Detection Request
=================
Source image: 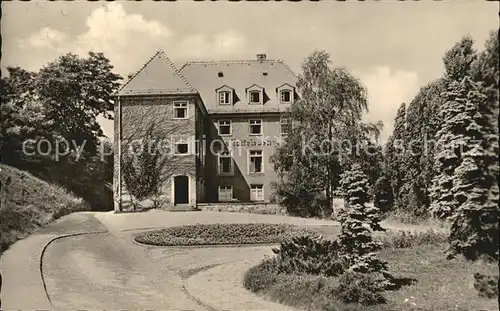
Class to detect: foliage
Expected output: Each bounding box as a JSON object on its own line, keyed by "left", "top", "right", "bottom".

{"left": 243, "top": 257, "right": 280, "bottom": 293}
{"left": 0, "top": 165, "right": 88, "bottom": 254}
{"left": 401, "top": 79, "right": 446, "bottom": 217}
{"left": 122, "top": 125, "right": 167, "bottom": 209}
{"left": 134, "top": 223, "right": 315, "bottom": 246}
{"left": 441, "top": 78, "right": 499, "bottom": 260}
{"left": 271, "top": 50, "right": 382, "bottom": 218}
{"left": 332, "top": 271, "right": 387, "bottom": 305}
{"left": 378, "top": 230, "right": 448, "bottom": 249}
{"left": 272, "top": 235, "right": 344, "bottom": 276}
{"left": 0, "top": 52, "right": 121, "bottom": 211}
{"left": 337, "top": 164, "right": 393, "bottom": 287}
{"left": 245, "top": 242, "right": 498, "bottom": 311}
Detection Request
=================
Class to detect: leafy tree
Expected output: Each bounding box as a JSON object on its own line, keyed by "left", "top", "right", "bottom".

{"left": 122, "top": 126, "right": 168, "bottom": 210}
{"left": 1, "top": 53, "right": 122, "bottom": 211}
{"left": 272, "top": 51, "right": 374, "bottom": 217}
{"left": 337, "top": 164, "right": 392, "bottom": 286}
{"left": 36, "top": 52, "right": 122, "bottom": 155}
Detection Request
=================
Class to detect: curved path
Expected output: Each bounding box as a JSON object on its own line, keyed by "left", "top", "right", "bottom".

{"left": 0, "top": 210, "right": 440, "bottom": 310}
{"left": 1, "top": 211, "right": 338, "bottom": 310}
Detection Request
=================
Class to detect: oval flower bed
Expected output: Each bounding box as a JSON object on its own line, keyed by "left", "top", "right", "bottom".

{"left": 134, "top": 223, "right": 316, "bottom": 246}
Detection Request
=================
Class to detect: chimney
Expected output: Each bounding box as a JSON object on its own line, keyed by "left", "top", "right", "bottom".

{"left": 257, "top": 54, "right": 267, "bottom": 62}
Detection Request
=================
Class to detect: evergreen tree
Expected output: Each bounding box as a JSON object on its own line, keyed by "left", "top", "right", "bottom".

{"left": 384, "top": 103, "right": 407, "bottom": 212}
{"left": 403, "top": 79, "right": 446, "bottom": 217}
{"left": 338, "top": 164, "right": 392, "bottom": 286}
{"left": 447, "top": 78, "right": 499, "bottom": 260}
{"left": 430, "top": 36, "right": 478, "bottom": 220}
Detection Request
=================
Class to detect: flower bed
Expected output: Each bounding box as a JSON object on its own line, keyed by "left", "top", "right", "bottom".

{"left": 134, "top": 223, "right": 316, "bottom": 246}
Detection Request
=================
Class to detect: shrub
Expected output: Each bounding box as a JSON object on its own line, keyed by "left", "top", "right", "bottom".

{"left": 272, "top": 235, "right": 344, "bottom": 276}
{"left": 378, "top": 230, "right": 448, "bottom": 249}
{"left": 331, "top": 271, "right": 387, "bottom": 305}
{"left": 243, "top": 257, "right": 280, "bottom": 293}
{"left": 135, "top": 223, "right": 315, "bottom": 246}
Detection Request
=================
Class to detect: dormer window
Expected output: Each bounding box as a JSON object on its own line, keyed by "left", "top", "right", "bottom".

{"left": 246, "top": 84, "right": 264, "bottom": 105}
{"left": 219, "top": 91, "right": 231, "bottom": 105}
{"left": 216, "top": 85, "right": 234, "bottom": 106}
{"left": 280, "top": 90, "right": 292, "bottom": 103}
{"left": 249, "top": 91, "right": 261, "bottom": 104}
{"left": 277, "top": 83, "right": 295, "bottom": 104}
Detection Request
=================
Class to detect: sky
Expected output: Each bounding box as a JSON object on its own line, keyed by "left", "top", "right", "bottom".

{"left": 2, "top": 1, "right": 498, "bottom": 142}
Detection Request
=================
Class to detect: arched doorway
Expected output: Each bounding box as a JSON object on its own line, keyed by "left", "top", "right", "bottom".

{"left": 174, "top": 175, "right": 189, "bottom": 205}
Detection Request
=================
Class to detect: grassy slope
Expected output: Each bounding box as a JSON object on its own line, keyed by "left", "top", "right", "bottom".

{"left": 244, "top": 231, "right": 499, "bottom": 311}
{"left": 0, "top": 164, "right": 88, "bottom": 255}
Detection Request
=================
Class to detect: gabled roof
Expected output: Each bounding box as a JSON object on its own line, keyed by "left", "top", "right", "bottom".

{"left": 215, "top": 85, "right": 234, "bottom": 91}
{"left": 117, "top": 50, "right": 197, "bottom": 96}
{"left": 179, "top": 59, "right": 298, "bottom": 113}
{"left": 276, "top": 83, "right": 295, "bottom": 91}
{"left": 245, "top": 84, "right": 264, "bottom": 92}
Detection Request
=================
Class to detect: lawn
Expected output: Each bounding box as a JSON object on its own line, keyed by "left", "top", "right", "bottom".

{"left": 244, "top": 237, "right": 499, "bottom": 311}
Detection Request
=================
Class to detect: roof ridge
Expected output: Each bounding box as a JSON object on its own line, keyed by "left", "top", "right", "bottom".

{"left": 158, "top": 50, "right": 196, "bottom": 92}
{"left": 181, "top": 59, "right": 282, "bottom": 66}
{"left": 277, "top": 59, "right": 298, "bottom": 78}
{"left": 117, "top": 50, "right": 162, "bottom": 94}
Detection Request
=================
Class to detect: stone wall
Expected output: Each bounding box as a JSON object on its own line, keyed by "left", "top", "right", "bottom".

{"left": 197, "top": 203, "right": 287, "bottom": 215}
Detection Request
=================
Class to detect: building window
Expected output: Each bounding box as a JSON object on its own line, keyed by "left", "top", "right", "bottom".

{"left": 250, "top": 184, "right": 264, "bottom": 201}
{"left": 249, "top": 119, "right": 262, "bottom": 135}
{"left": 249, "top": 91, "right": 262, "bottom": 104}
{"left": 218, "top": 185, "right": 233, "bottom": 202}
{"left": 249, "top": 150, "right": 263, "bottom": 174}
{"left": 280, "top": 90, "right": 292, "bottom": 103}
{"left": 218, "top": 120, "right": 232, "bottom": 136}
{"left": 218, "top": 151, "right": 234, "bottom": 175}
{"left": 174, "top": 142, "right": 189, "bottom": 155}
{"left": 280, "top": 117, "right": 291, "bottom": 137}
{"left": 219, "top": 91, "right": 232, "bottom": 105}
{"left": 173, "top": 101, "right": 188, "bottom": 119}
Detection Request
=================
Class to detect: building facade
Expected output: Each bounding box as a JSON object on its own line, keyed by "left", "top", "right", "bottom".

{"left": 113, "top": 51, "right": 298, "bottom": 211}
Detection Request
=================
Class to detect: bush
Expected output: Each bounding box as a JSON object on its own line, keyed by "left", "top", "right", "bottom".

{"left": 135, "top": 223, "right": 315, "bottom": 246}
{"left": 272, "top": 235, "right": 344, "bottom": 276}
{"left": 378, "top": 230, "right": 448, "bottom": 249}
{"left": 243, "top": 257, "right": 280, "bottom": 292}
{"left": 331, "top": 271, "right": 387, "bottom": 305}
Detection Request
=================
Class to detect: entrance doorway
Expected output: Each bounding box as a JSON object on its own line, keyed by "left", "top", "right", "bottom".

{"left": 174, "top": 175, "right": 189, "bottom": 205}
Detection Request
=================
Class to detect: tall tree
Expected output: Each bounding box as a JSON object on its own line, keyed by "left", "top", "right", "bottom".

{"left": 403, "top": 79, "right": 446, "bottom": 216}
{"left": 384, "top": 103, "right": 407, "bottom": 211}
{"left": 447, "top": 78, "right": 499, "bottom": 261}
{"left": 271, "top": 51, "right": 373, "bottom": 217}
{"left": 36, "top": 52, "right": 122, "bottom": 155}
{"left": 447, "top": 31, "right": 499, "bottom": 260}
{"left": 430, "top": 36, "right": 478, "bottom": 219}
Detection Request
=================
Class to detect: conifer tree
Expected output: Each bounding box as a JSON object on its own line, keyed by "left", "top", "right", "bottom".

{"left": 338, "top": 164, "right": 392, "bottom": 285}
{"left": 430, "top": 36, "right": 478, "bottom": 220}
{"left": 447, "top": 78, "right": 499, "bottom": 260}
{"left": 384, "top": 103, "right": 407, "bottom": 212}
